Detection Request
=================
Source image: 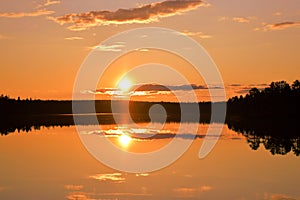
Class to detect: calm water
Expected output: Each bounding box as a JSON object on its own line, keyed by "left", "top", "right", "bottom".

{"left": 0, "top": 123, "right": 299, "bottom": 200}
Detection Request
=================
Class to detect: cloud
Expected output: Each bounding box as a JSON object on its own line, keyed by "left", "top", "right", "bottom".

{"left": 173, "top": 186, "right": 213, "bottom": 198}
{"left": 228, "top": 84, "right": 242, "bottom": 87}
{"left": 233, "top": 17, "right": 250, "bottom": 23}
{"left": 36, "top": 0, "right": 61, "bottom": 9}
{"left": 173, "top": 187, "right": 197, "bottom": 198}
{"left": 65, "top": 185, "right": 83, "bottom": 191}
{"left": 219, "top": 16, "right": 254, "bottom": 23}
{"left": 135, "top": 173, "right": 149, "bottom": 177}
{"left": 260, "top": 21, "right": 300, "bottom": 31}
{"left": 66, "top": 193, "right": 93, "bottom": 200}
{"left": 82, "top": 83, "right": 219, "bottom": 97}
{"left": 218, "top": 16, "right": 229, "bottom": 21}
{"left": 97, "top": 192, "right": 152, "bottom": 197}
{"left": 0, "top": 9, "right": 54, "bottom": 18}
{"left": 273, "top": 12, "right": 283, "bottom": 16}
{"left": 44, "top": 0, "right": 61, "bottom": 7}
{"left": 263, "top": 193, "right": 298, "bottom": 200}
{"left": 64, "top": 36, "right": 84, "bottom": 40}
{"left": 89, "top": 173, "right": 125, "bottom": 183}
{"left": 199, "top": 185, "right": 213, "bottom": 192}
{"left": 181, "top": 30, "right": 212, "bottom": 39}
{"left": 51, "top": 0, "right": 204, "bottom": 31}
{"left": 87, "top": 43, "right": 125, "bottom": 52}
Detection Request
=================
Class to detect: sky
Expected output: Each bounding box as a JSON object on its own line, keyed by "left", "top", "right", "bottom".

{"left": 0, "top": 0, "right": 300, "bottom": 100}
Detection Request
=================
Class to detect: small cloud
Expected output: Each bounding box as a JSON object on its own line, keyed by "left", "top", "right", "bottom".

{"left": 173, "top": 187, "right": 197, "bottom": 198}
{"left": 219, "top": 16, "right": 254, "bottom": 23}
{"left": 263, "top": 193, "right": 298, "bottom": 200}
{"left": 66, "top": 193, "right": 92, "bottom": 200}
{"left": 199, "top": 185, "right": 213, "bottom": 192}
{"left": 65, "top": 185, "right": 83, "bottom": 191}
{"left": 51, "top": 0, "right": 204, "bottom": 31}
{"left": 257, "top": 21, "right": 300, "bottom": 31}
{"left": 0, "top": 9, "right": 54, "bottom": 18}
{"left": 89, "top": 173, "right": 125, "bottom": 183}
{"left": 87, "top": 43, "right": 124, "bottom": 52}
{"left": 97, "top": 192, "right": 152, "bottom": 197}
{"left": 135, "top": 173, "right": 149, "bottom": 177}
{"left": 218, "top": 16, "right": 229, "bottom": 21}
{"left": 273, "top": 12, "right": 283, "bottom": 16}
{"left": 64, "top": 36, "right": 84, "bottom": 40}
{"left": 135, "top": 48, "right": 150, "bottom": 52}
{"left": 181, "top": 30, "right": 212, "bottom": 39}
{"left": 36, "top": 0, "right": 61, "bottom": 9}
{"left": 233, "top": 17, "right": 250, "bottom": 23}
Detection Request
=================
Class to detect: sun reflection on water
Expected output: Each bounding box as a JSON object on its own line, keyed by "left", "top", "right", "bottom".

{"left": 118, "top": 134, "right": 132, "bottom": 147}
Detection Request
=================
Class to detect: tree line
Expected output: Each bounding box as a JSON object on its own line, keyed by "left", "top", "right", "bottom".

{"left": 227, "top": 80, "right": 300, "bottom": 118}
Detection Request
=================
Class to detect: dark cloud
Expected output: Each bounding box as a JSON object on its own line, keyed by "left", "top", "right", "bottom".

{"left": 261, "top": 21, "right": 300, "bottom": 31}
{"left": 132, "top": 84, "right": 207, "bottom": 91}
{"left": 51, "top": 0, "right": 203, "bottom": 31}
{"left": 228, "top": 84, "right": 242, "bottom": 87}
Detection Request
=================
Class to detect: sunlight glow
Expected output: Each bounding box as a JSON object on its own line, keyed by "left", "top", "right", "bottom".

{"left": 119, "top": 134, "right": 132, "bottom": 147}
{"left": 117, "top": 78, "right": 132, "bottom": 92}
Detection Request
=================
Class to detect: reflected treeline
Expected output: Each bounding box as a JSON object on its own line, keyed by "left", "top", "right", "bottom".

{"left": 227, "top": 118, "right": 300, "bottom": 156}
{"left": 1, "top": 113, "right": 300, "bottom": 156}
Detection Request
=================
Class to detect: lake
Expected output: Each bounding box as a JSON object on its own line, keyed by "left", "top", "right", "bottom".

{"left": 0, "top": 122, "right": 299, "bottom": 200}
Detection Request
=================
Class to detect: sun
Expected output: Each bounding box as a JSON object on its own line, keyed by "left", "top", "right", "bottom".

{"left": 117, "top": 78, "right": 132, "bottom": 92}
{"left": 119, "top": 134, "right": 132, "bottom": 147}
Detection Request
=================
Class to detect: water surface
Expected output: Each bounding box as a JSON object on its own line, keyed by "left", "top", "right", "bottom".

{"left": 0, "top": 123, "right": 299, "bottom": 200}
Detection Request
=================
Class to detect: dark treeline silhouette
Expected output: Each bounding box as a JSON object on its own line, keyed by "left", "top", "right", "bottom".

{"left": 227, "top": 80, "right": 300, "bottom": 118}
{"left": 225, "top": 80, "right": 300, "bottom": 156}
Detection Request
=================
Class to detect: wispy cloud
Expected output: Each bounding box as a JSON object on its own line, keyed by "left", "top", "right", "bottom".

{"left": 219, "top": 16, "right": 254, "bottom": 23}
{"left": 173, "top": 185, "right": 213, "bottom": 198}
{"left": 181, "top": 30, "right": 212, "bottom": 39}
{"left": 259, "top": 21, "right": 300, "bottom": 31}
{"left": 0, "top": 9, "right": 54, "bottom": 18}
{"left": 50, "top": 0, "right": 204, "bottom": 31}
{"left": 35, "top": 0, "right": 61, "bottom": 9}
{"left": 44, "top": 0, "right": 61, "bottom": 7}
{"left": 64, "top": 36, "right": 84, "bottom": 40}
{"left": 233, "top": 17, "right": 250, "bottom": 23}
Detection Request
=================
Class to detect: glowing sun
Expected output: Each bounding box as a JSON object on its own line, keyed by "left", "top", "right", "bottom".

{"left": 117, "top": 78, "right": 132, "bottom": 92}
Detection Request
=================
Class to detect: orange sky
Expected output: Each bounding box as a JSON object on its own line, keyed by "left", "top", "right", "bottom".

{"left": 0, "top": 0, "right": 299, "bottom": 100}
